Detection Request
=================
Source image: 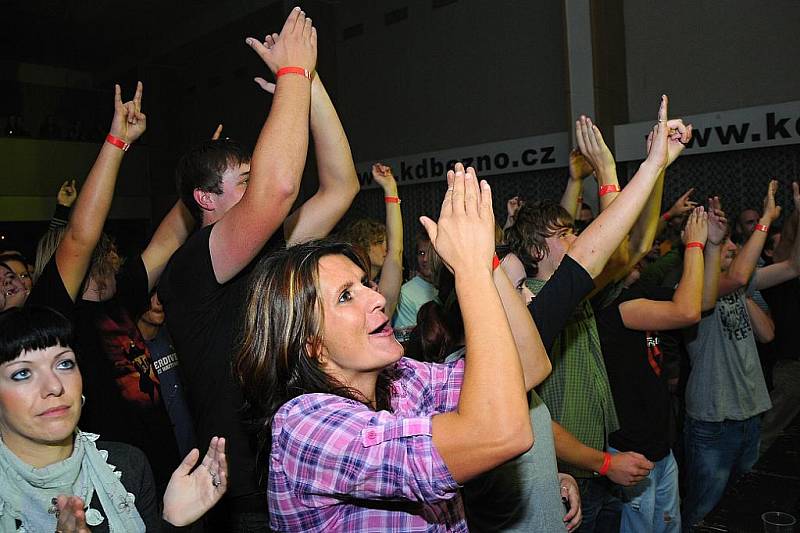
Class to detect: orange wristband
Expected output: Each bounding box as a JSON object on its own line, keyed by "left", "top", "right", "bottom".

{"left": 686, "top": 241, "right": 705, "bottom": 251}
{"left": 384, "top": 196, "right": 400, "bottom": 204}
{"left": 755, "top": 223, "right": 769, "bottom": 233}
{"left": 276, "top": 66, "right": 312, "bottom": 80}
{"left": 598, "top": 452, "right": 612, "bottom": 476}
{"left": 599, "top": 184, "right": 620, "bottom": 197}
{"left": 105, "top": 133, "right": 129, "bottom": 152}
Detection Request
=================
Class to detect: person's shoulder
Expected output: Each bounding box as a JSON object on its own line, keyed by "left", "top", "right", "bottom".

{"left": 96, "top": 440, "right": 147, "bottom": 462}
{"left": 94, "top": 440, "right": 149, "bottom": 481}
{"left": 275, "top": 393, "right": 367, "bottom": 425}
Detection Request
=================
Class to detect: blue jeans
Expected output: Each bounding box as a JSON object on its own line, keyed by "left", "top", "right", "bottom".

{"left": 609, "top": 448, "right": 680, "bottom": 533}
{"left": 681, "top": 416, "right": 760, "bottom": 530}
{"left": 575, "top": 476, "right": 622, "bottom": 533}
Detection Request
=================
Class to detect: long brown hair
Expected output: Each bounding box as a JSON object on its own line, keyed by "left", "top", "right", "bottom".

{"left": 235, "top": 240, "right": 397, "bottom": 484}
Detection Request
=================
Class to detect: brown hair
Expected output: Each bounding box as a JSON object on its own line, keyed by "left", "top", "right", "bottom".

{"left": 505, "top": 201, "right": 574, "bottom": 276}
{"left": 235, "top": 239, "right": 397, "bottom": 484}
{"left": 338, "top": 219, "right": 386, "bottom": 253}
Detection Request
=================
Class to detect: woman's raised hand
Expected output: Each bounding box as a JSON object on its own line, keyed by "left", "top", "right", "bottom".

{"left": 419, "top": 163, "right": 495, "bottom": 276}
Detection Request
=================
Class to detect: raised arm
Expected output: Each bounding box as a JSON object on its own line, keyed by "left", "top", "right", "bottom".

{"left": 284, "top": 75, "right": 359, "bottom": 243}
{"left": 209, "top": 8, "right": 316, "bottom": 283}
{"left": 618, "top": 207, "right": 707, "bottom": 331}
{"left": 505, "top": 196, "right": 524, "bottom": 230}
{"left": 700, "top": 197, "right": 726, "bottom": 310}
{"left": 567, "top": 96, "right": 673, "bottom": 279}
{"left": 141, "top": 201, "right": 195, "bottom": 291}
{"left": 254, "top": 33, "right": 359, "bottom": 245}
{"left": 575, "top": 116, "right": 619, "bottom": 213}
{"left": 627, "top": 123, "right": 693, "bottom": 264}
{"left": 422, "top": 164, "right": 533, "bottom": 484}
{"left": 493, "top": 263, "right": 551, "bottom": 389}
{"left": 371, "top": 164, "right": 403, "bottom": 317}
{"left": 719, "top": 180, "right": 781, "bottom": 295}
{"left": 753, "top": 182, "right": 800, "bottom": 290}
{"left": 559, "top": 149, "right": 593, "bottom": 219}
{"left": 56, "top": 82, "right": 146, "bottom": 300}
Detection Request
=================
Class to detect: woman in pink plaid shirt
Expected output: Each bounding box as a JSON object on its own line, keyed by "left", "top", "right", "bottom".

{"left": 236, "top": 164, "right": 551, "bottom": 531}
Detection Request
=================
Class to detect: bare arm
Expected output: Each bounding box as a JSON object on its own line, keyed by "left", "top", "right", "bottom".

{"left": 424, "top": 165, "right": 533, "bottom": 484}
{"left": 551, "top": 421, "right": 653, "bottom": 486}
{"left": 754, "top": 198, "right": 800, "bottom": 290}
{"left": 493, "top": 262, "right": 551, "bottom": 389}
{"left": 141, "top": 201, "right": 195, "bottom": 291}
{"left": 210, "top": 9, "right": 316, "bottom": 283}
{"left": 699, "top": 198, "right": 728, "bottom": 311}
{"left": 373, "top": 164, "right": 403, "bottom": 317}
{"left": 719, "top": 179, "right": 782, "bottom": 295}
{"left": 253, "top": 34, "right": 359, "bottom": 245}
{"left": 56, "top": 83, "right": 146, "bottom": 301}
{"left": 283, "top": 75, "right": 359, "bottom": 244}
{"left": 505, "top": 196, "right": 524, "bottom": 230}
{"left": 619, "top": 207, "right": 707, "bottom": 331}
{"left": 746, "top": 297, "right": 775, "bottom": 343}
{"left": 567, "top": 96, "right": 674, "bottom": 279}
{"left": 560, "top": 149, "right": 593, "bottom": 218}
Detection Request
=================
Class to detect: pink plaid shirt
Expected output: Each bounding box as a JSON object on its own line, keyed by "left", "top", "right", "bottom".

{"left": 269, "top": 357, "right": 467, "bottom": 532}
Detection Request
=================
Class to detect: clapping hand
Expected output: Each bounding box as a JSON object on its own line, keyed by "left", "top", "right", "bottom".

{"left": 246, "top": 7, "right": 316, "bottom": 81}
{"left": 162, "top": 436, "right": 228, "bottom": 527}
{"left": 575, "top": 116, "right": 615, "bottom": 175}
{"left": 706, "top": 196, "right": 728, "bottom": 245}
{"left": 419, "top": 163, "right": 495, "bottom": 276}
{"left": 109, "top": 82, "right": 146, "bottom": 144}
{"left": 762, "top": 179, "right": 782, "bottom": 224}
{"left": 683, "top": 206, "right": 709, "bottom": 246}
{"left": 568, "top": 149, "right": 594, "bottom": 181}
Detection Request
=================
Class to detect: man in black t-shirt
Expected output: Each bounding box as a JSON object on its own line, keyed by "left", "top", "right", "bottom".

{"left": 159, "top": 13, "right": 358, "bottom": 529}
{"left": 593, "top": 206, "right": 723, "bottom": 532}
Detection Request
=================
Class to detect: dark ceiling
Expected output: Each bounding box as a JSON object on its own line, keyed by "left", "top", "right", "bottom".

{"left": 0, "top": 0, "right": 312, "bottom": 74}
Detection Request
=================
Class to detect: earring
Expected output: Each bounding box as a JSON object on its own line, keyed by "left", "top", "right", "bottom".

{"left": 81, "top": 395, "right": 86, "bottom": 406}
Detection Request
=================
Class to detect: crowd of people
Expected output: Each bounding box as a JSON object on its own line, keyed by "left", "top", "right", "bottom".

{"left": 1, "top": 7, "right": 798, "bottom": 532}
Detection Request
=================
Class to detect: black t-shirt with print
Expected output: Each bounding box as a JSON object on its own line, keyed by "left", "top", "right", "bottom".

{"left": 594, "top": 284, "right": 676, "bottom": 462}
{"left": 28, "top": 255, "right": 179, "bottom": 490}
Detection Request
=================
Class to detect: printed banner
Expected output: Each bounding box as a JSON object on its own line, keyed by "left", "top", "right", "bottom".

{"left": 356, "top": 131, "right": 570, "bottom": 189}
{"left": 614, "top": 100, "right": 800, "bottom": 162}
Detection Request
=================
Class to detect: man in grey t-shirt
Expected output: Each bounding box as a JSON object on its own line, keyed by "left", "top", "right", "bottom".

{"left": 682, "top": 180, "right": 800, "bottom": 529}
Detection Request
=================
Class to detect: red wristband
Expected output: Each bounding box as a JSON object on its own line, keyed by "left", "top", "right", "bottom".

{"left": 755, "top": 223, "right": 769, "bottom": 233}
{"left": 599, "top": 184, "right": 620, "bottom": 197}
{"left": 686, "top": 241, "right": 705, "bottom": 251}
{"left": 105, "top": 133, "right": 129, "bottom": 152}
{"left": 598, "top": 452, "right": 612, "bottom": 476}
{"left": 384, "top": 196, "right": 400, "bottom": 204}
{"left": 276, "top": 66, "right": 312, "bottom": 80}
{"left": 662, "top": 212, "right": 671, "bottom": 222}
{"left": 492, "top": 254, "right": 501, "bottom": 271}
